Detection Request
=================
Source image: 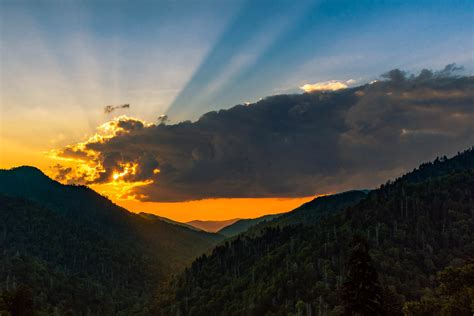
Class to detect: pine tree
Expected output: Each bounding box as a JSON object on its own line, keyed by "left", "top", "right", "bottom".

{"left": 341, "top": 235, "right": 384, "bottom": 315}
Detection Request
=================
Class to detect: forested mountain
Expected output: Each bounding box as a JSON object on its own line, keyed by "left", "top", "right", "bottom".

{"left": 0, "top": 194, "right": 160, "bottom": 315}
{"left": 157, "top": 148, "right": 474, "bottom": 315}
{"left": 0, "top": 167, "right": 223, "bottom": 315}
{"left": 218, "top": 214, "right": 281, "bottom": 237}
{"left": 1, "top": 150, "right": 473, "bottom": 315}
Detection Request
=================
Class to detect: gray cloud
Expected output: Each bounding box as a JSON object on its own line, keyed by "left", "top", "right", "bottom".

{"left": 104, "top": 103, "right": 130, "bottom": 114}
{"left": 58, "top": 66, "right": 474, "bottom": 201}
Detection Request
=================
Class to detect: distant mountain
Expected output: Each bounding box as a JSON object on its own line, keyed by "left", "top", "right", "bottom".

{"left": 218, "top": 214, "right": 282, "bottom": 237}
{"left": 138, "top": 212, "right": 201, "bottom": 231}
{"left": 186, "top": 218, "right": 240, "bottom": 232}
{"left": 218, "top": 214, "right": 281, "bottom": 237}
{"left": 0, "top": 166, "right": 224, "bottom": 315}
{"left": 158, "top": 147, "right": 474, "bottom": 315}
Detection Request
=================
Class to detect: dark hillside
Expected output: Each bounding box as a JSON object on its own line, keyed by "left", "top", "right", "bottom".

{"left": 0, "top": 167, "right": 223, "bottom": 314}
{"left": 158, "top": 148, "right": 474, "bottom": 315}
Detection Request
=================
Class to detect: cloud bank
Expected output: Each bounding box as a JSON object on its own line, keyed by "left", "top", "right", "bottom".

{"left": 53, "top": 66, "right": 474, "bottom": 202}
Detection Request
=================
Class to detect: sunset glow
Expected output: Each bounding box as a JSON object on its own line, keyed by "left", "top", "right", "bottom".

{"left": 115, "top": 195, "right": 317, "bottom": 222}
{"left": 2, "top": 0, "right": 472, "bottom": 224}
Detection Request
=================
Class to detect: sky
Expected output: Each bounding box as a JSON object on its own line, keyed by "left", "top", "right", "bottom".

{"left": 1, "top": 0, "right": 473, "bottom": 221}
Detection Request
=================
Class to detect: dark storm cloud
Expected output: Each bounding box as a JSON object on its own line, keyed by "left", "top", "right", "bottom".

{"left": 104, "top": 104, "right": 130, "bottom": 114}
{"left": 58, "top": 66, "right": 474, "bottom": 201}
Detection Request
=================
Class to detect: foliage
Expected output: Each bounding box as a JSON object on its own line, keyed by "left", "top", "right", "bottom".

{"left": 403, "top": 262, "right": 474, "bottom": 315}
{"left": 341, "top": 236, "right": 383, "bottom": 315}
{"left": 0, "top": 195, "right": 159, "bottom": 314}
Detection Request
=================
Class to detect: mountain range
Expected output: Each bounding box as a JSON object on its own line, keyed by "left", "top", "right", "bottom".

{"left": 1, "top": 147, "right": 473, "bottom": 315}
{"left": 0, "top": 167, "right": 223, "bottom": 314}
{"left": 157, "top": 148, "right": 474, "bottom": 315}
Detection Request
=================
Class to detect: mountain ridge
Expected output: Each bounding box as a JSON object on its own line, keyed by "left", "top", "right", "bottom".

{"left": 157, "top": 147, "right": 474, "bottom": 315}
{"left": 217, "top": 213, "right": 282, "bottom": 237}
{"left": 0, "top": 166, "right": 225, "bottom": 314}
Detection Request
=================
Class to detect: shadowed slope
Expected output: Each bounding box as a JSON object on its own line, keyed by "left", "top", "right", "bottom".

{"left": 218, "top": 213, "right": 282, "bottom": 237}
{"left": 0, "top": 166, "right": 224, "bottom": 314}
{"left": 0, "top": 166, "right": 223, "bottom": 269}
{"left": 158, "top": 147, "right": 474, "bottom": 315}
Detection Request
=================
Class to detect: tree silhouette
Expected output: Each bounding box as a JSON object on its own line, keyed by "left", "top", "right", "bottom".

{"left": 341, "top": 235, "right": 384, "bottom": 315}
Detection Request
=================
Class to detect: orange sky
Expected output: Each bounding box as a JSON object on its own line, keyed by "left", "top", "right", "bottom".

{"left": 0, "top": 143, "right": 315, "bottom": 222}
{"left": 0, "top": 120, "right": 317, "bottom": 223}
{"left": 85, "top": 168, "right": 317, "bottom": 222}
{"left": 115, "top": 195, "right": 315, "bottom": 222}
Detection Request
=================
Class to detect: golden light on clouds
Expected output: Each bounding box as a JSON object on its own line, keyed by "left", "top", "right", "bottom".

{"left": 40, "top": 116, "right": 160, "bottom": 205}
{"left": 111, "top": 162, "right": 138, "bottom": 182}
{"left": 40, "top": 115, "right": 322, "bottom": 222}
{"left": 47, "top": 116, "right": 151, "bottom": 185}
{"left": 91, "top": 178, "right": 153, "bottom": 202}
{"left": 300, "top": 79, "right": 355, "bottom": 92}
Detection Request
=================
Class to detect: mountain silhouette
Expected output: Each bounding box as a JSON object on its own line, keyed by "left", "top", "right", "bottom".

{"left": 0, "top": 166, "right": 224, "bottom": 314}
{"left": 158, "top": 147, "right": 474, "bottom": 315}
{"left": 218, "top": 214, "right": 282, "bottom": 237}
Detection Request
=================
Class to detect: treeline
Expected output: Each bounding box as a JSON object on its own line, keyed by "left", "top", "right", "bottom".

{"left": 157, "top": 149, "right": 474, "bottom": 315}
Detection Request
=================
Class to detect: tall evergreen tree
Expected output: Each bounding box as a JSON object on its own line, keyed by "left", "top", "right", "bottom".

{"left": 341, "top": 235, "right": 384, "bottom": 315}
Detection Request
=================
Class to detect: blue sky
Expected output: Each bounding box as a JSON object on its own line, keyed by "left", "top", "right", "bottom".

{"left": 169, "top": 0, "right": 474, "bottom": 118}
{"left": 1, "top": 0, "right": 473, "bottom": 134}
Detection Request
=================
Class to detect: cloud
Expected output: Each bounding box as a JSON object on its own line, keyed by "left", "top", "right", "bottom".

{"left": 52, "top": 66, "right": 474, "bottom": 202}
{"left": 51, "top": 164, "right": 73, "bottom": 182}
{"left": 104, "top": 104, "right": 130, "bottom": 114}
{"left": 300, "top": 79, "right": 356, "bottom": 92}
{"left": 157, "top": 114, "right": 169, "bottom": 125}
